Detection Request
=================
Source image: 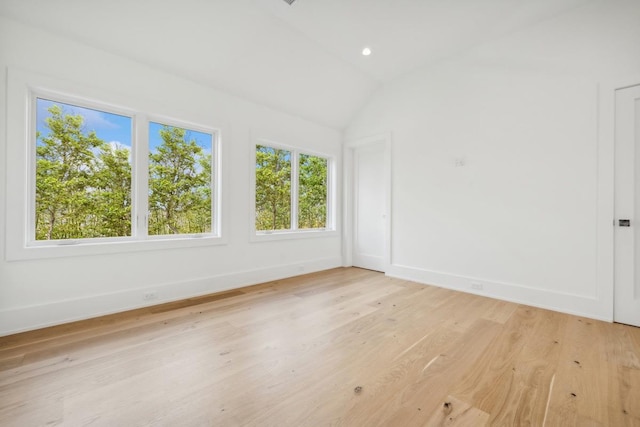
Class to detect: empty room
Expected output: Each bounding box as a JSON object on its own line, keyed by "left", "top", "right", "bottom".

{"left": 1, "top": 0, "right": 640, "bottom": 425}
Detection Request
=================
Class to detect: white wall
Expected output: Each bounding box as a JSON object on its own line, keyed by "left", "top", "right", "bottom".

{"left": 0, "top": 17, "right": 342, "bottom": 335}
{"left": 345, "top": 0, "right": 640, "bottom": 320}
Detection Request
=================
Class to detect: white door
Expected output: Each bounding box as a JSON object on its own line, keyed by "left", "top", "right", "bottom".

{"left": 614, "top": 84, "right": 640, "bottom": 327}
{"left": 352, "top": 142, "right": 387, "bottom": 272}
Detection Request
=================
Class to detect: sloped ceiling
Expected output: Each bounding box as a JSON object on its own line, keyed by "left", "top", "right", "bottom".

{"left": 0, "top": 0, "right": 590, "bottom": 129}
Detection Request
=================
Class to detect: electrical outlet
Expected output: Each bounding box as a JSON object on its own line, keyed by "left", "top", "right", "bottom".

{"left": 143, "top": 291, "right": 158, "bottom": 301}
{"left": 471, "top": 282, "right": 483, "bottom": 291}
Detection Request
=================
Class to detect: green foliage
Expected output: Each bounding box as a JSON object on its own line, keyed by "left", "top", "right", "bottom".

{"left": 35, "top": 108, "right": 213, "bottom": 241}
{"left": 255, "top": 147, "right": 328, "bottom": 231}
{"left": 148, "top": 126, "right": 212, "bottom": 235}
{"left": 298, "top": 154, "right": 327, "bottom": 229}
{"left": 93, "top": 143, "right": 132, "bottom": 237}
{"left": 35, "top": 105, "right": 132, "bottom": 240}
{"left": 255, "top": 145, "right": 291, "bottom": 230}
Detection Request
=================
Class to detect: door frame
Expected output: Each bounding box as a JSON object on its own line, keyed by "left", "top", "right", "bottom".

{"left": 612, "top": 83, "right": 640, "bottom": 325}
{"left": 343, "top": 133, "right": 392, "bottom": 272}
{"left": 599, "top": 75, "right": 640, "bottom": 321}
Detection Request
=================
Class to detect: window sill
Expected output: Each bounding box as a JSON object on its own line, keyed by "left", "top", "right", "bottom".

{"left": 7, "top": 235, "right": 227, "bottom": 261}
{"left": 250, "top": 228, "right": 338, "bottom": 243}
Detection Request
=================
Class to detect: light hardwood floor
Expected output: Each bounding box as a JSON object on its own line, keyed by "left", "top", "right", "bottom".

{"left": 1, "top": 267, "right": 639, "bottom": 426}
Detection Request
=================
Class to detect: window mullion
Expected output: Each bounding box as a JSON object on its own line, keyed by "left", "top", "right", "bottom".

{"left": 134, "top": 114, "right": 149, "bottom": 239}
{"left": 212, "top": 131, "right": 220, "bottom": 236}
{"left": 291, "top": 150, "right": 299, "bottom": 230}
{"left": 326, "top": 158, "right": 332, "bottom": 230}
{"left": 28, "top": 91, "right": 38, "bottom": 244}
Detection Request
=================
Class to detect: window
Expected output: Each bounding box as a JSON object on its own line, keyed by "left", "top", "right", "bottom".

{"left": 30, "top": 94, "right": 220, "bottom": 247}
{"left": 255, "top": 145, "right": 291, "bottom": 231}
{"left": 35, "top": 98, "right": 133, "bottom": 240}
{"left": 298, "top": 153, "right": 328, "bottom": 229}
{"left": 254, "top": 142, "right": 332, "bottom": 236}
{"left": 148, "top": 122, "right": 214, "bottom": 236}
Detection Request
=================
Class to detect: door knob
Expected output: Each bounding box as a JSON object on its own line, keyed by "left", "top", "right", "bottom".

{"left": 619, "top": 219, "right": 631, "bottom": 227}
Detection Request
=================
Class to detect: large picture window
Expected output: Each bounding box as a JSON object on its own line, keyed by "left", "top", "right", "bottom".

{"left": 255, "top": 143, "right": 331, "bottom": 235}
{"left": 31, "top": 94, "right": 220, "bottom": 247}
{"left": 35, "top": 98, "right": 133, "bottom": 240}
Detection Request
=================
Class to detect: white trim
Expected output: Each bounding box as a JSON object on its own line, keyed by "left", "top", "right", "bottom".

{"left": 291, "top": 147, "right": 300, "bottom": 231}
{"left": 388, "top": 264, "right": 611, "bottom": 322}
{"left": 134, "top": 112, "right": 149, "bottom": 240}
{"left": 0, "top": 256, "right": 342, "bottom": 336}
{"left": 146, "top": 116, "right": 222, "bottom": 239}
{"left": 597, "top": 74, "right": 640, "bottom": 322}
{"left": 343, "top": 132, "right": 392, "bottom": 271}
{"left": 28, "top": 91, "right": 136, "bottom": 244}
{"left": 252, "top": 228, "right": 338, "bottom": 242}
{"left": 9, "top": 236, "right": 226, "bottom": 260}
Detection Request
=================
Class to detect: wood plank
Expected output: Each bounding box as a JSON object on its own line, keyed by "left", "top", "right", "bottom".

{"left": 425, "top": 395, "right": 490, "bottom": 426}
{"left": 0, "top": 267, "right": 637, "bottom": 426}
{"left": 544, "top": 317, "right": 610, "bottom": 426}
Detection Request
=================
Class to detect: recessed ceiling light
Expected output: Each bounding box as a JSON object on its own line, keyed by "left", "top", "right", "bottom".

{"left": 362, "top": 47, "right": 372, "bottom": 56}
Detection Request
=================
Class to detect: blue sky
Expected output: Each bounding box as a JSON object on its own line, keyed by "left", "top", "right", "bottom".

{"left": 37, "top": 98, "right": 212, "bottom": 152}
{"left": 148, "top": 121, "right": 212, "bottom": 153}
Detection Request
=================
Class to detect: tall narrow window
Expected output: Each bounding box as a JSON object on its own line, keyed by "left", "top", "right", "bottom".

{"left": 255, "top": 145, "right": 291, "bottom": 231}
{"left": 254, "top": 143, "right": 330, "bottom": 234}
{"left": 35, "top": 98, "right": 132, "bottom": 240}
{"left": 148, "top": 122, "right": 214, "bottom": 236}
{"left": 298, "top": 154, "right": 327, "bottom": 229}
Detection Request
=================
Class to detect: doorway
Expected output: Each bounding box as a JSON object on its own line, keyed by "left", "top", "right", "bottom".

{"left": 344, "top": 134, "right": 391, "bottom": 272}
{"left": 614, "top": 84, "right": 640, "bottom": 327}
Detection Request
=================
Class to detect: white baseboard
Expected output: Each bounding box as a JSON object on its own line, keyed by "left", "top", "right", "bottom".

{"left": 387, "top": 264, "right": 612, "bottom": 322}
{"left": 0, "top": 256, "right": 342, "bottom": 336}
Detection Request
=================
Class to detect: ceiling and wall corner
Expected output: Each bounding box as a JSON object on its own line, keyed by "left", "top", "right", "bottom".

{"left": 0, "top": 0, "right": 593, "bottom": 130}
{"left": 344, "top": 0, "right": 640, "bottom": 321}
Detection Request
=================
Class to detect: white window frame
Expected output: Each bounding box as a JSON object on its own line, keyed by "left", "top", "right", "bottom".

{"left": 250, "top": 138, "right": 337, "bottom": 242}
{"left": 5, "top": 69, "right": 226, "bottom": 261}
{"left": 28, "top": 91, "right": 139, "bottom": 246}
{"left": 145, "top": 116, "right": 222, "bottom": 241}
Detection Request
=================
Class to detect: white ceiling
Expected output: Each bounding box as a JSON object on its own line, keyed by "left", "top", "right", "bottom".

{"left": 0, "top": 0, "right": 590, "bottom": 129}
{"left": 256, "top": 0, "right": 590, "bottom": 82}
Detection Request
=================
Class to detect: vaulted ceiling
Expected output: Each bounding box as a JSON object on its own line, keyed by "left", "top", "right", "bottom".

{"left": 0, "top": 0, "right": 590, "bottom": 129}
